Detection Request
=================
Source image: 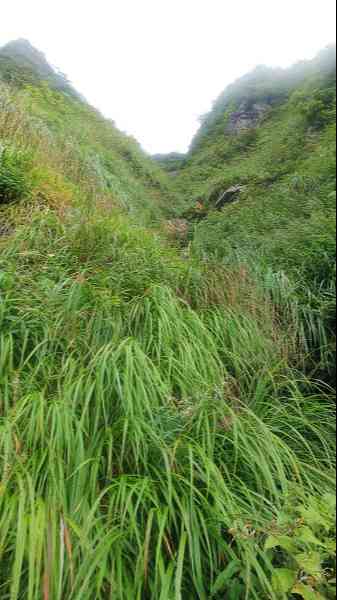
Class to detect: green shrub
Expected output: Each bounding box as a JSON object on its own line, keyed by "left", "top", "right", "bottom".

{"left": 293, "top": 87, "right": 336, "bottom": 129}
{"left": 0, "top": 146, "right": 31, "bottom": 204}
{"left": 227, "top": 491, "right": 336, "bottom": 599}
{"left": 265, "top": 493, "right": 336, "bottom": 599}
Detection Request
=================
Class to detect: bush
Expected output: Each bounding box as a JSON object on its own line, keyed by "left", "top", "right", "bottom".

{"left": 293, "top": 87, "right": 336, "bottom": 129}
{"left": 264, "top": 493, "right": 336, "bottom": 599}
{"left": 226, "top": 491, "right": 337, "bottom": 599}
{"left": 0, "top": 146, "right": 31, "bottom": 204}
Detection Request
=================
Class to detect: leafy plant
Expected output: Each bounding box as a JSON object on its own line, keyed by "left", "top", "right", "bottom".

{"left": 293, "top": 87, "right": 336, "bottom": 129}
{"left": 264, "top": 493, "right": 336, "bottom": 598}
{"left": 0, "top": 146, "right": 31, "bottom": 204}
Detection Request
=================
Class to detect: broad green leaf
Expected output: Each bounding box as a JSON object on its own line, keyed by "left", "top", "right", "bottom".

{"left": 323, "top": 493, "right": 337, "bottom": 511}
{"left": 326, "top": 540, "right": 337, "bottom": 554}
{"left": 295, "top": 552, "right": 322, "bottom": 576}
{"left": 300, "top": 506, "right": 331, "bottom": 531}
{"left": 265, "top": 535, "right": 297, "bottom": 554}
{"left": 211, "top": 560, "right": 241, "bottom": 596}
{"left": 297, "top": 526, "right": 324, "bottom": 547}
{"left": 272, "top": 568, "right": 297, "bottom": 594}
{"left": 292, "top": 583, "right": 325, "bottom": 600}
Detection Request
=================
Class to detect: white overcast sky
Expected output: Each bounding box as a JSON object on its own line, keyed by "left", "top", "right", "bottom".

{"left": 1, "top": 0, "right": 336, "bottom": 153}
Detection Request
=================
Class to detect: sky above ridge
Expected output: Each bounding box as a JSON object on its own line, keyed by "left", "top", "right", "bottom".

{"left": 1, "top": 0, "right": 336, "bottom": 153}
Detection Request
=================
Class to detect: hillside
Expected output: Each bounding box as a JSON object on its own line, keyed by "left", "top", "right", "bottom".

{"left": 173, "top": 47, "right": 336, "bottom": 290}
{"left": 0, "top": 40, "right": 178, "bottom": 224}
{"left": 0, "top": 41, "right": 336, "bottom": 600}
{"left": 171, "top": 48, "right": 337, "bottom": 378}
{"left": 0, "top": 39, "right": 85, "bottom": 99}
{"left": 152, "top": 152, "right": 187, "bottom": 174}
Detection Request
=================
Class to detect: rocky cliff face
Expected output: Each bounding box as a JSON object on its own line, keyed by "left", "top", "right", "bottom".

{"left": 225, "top": 101, "right": 271, "bottom": 134}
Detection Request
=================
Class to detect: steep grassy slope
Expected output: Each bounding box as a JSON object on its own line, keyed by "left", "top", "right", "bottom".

{"left": 173, "top": 48, "right": 337, "bottom": 383}
{"left": 0, "top": 42, "right": 336, "bottom": 599}
{"left": 177, "top": 52, "right": 335, "bottom": 188}
{"left": 0, "top": 40, "right": 177, "bottom": 224}
{"left": 0, "top": 39, "right": 81, "bottom": 98}
{"left": 174, "top": 48, "right": 336, "bottom": 287}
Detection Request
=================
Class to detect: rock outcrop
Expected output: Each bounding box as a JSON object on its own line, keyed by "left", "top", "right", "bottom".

{"left": 226, "top": 102, "right": 271, "bottom": 134}
{"left": 215, "top": 185, "right": 247, "bottom": 209}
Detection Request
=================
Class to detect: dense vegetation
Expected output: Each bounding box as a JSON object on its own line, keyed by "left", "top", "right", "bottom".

{"left": 0, "top": 39, "right": 81, "bottom": 98}
{"left": 0, "top": 41, "right": 336, "bottom": 599}
{"left": 152, "top": 153, "right": 187, "bottom": 174}
{"left": 173, "top": 46, "right": 336, "bottom": 385}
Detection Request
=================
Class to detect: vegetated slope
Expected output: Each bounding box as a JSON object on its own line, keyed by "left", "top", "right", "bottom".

{"left": 152, "top": 152, "right": 187, "bottom": 174}
{"left": 0, "top": 39, "right": 82, "bottom": 98}
{"left": 174, "top": 46, "right": 337, "bottom": 382}
{"left": 0, "top": 42, "right": 336, "bottom": 600}
{"left": 178, "top": 45, "right": 336, "bottom": 197}
{"left": 0, "top": 39, "right": 178, "bottom": 224}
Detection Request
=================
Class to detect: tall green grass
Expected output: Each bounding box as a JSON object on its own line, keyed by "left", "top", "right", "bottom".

{"left": 0, "top": 54, "right": 335, "bottom": 599}
{"left": 0, "top": 81, "right": 177, "bottom": 223}
{"left": 0, "top": 207, "right": 335, "bottom": 599}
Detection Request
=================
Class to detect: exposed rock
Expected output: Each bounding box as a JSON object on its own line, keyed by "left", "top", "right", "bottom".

{"left": 226, "top": 102, "right": 271, "bottom": 134}
{"left": 215, "top": 185, "right": 247, "bottom": 209}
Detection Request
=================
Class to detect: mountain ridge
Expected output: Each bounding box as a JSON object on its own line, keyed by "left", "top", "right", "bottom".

{"left": 0, "top": 38, "right": 83, "bottom": 99}
{"left": 0, "top": 38, "right": 178, "bottom": 220}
